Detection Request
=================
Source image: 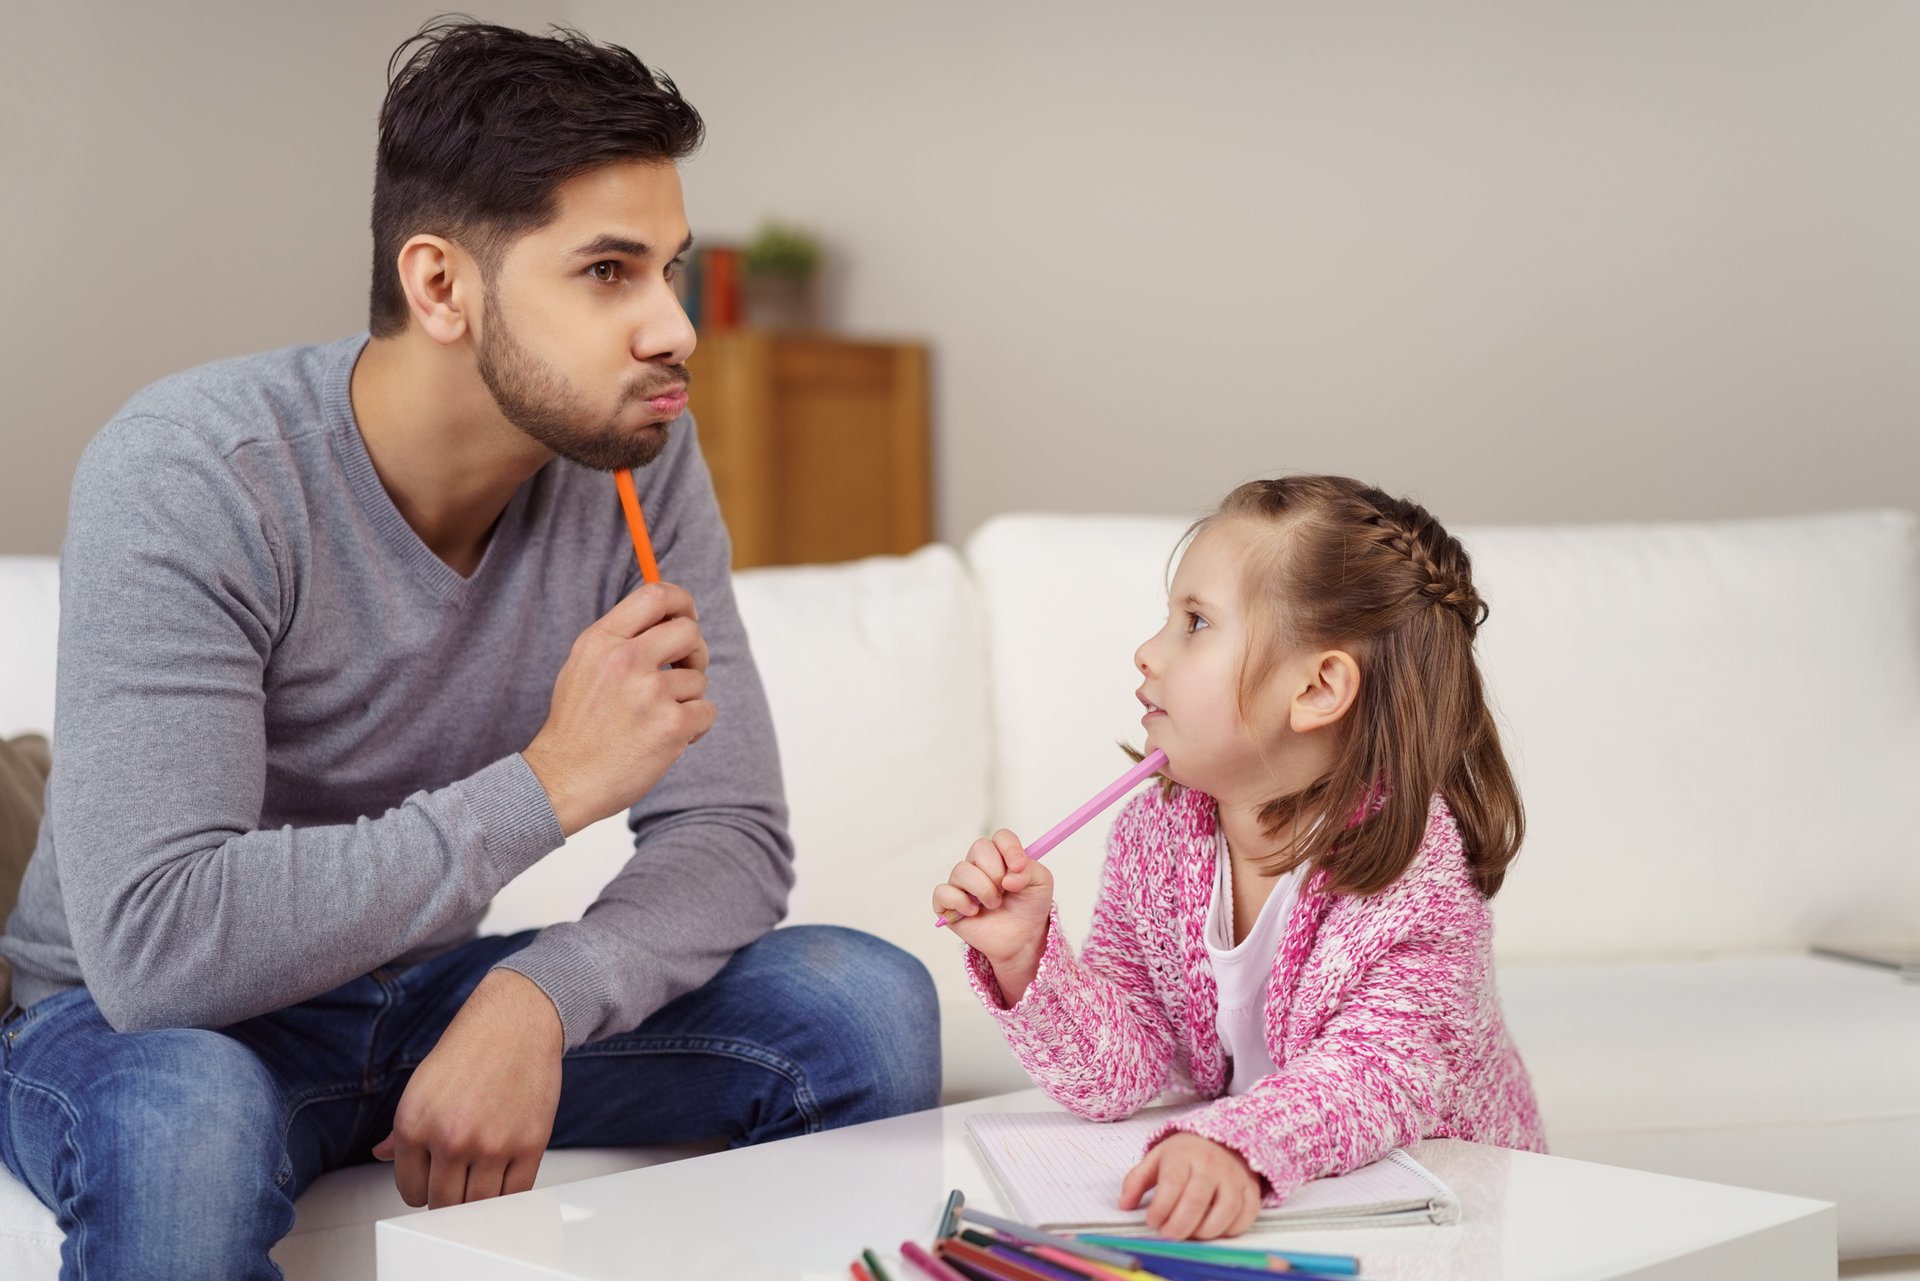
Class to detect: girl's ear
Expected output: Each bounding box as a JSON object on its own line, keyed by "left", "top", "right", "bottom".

{"left": 1291, "top": 650, "right": 1360, "bottom": 734}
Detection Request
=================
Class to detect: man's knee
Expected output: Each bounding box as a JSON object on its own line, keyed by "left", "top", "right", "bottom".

{"left": 63, "top": 1029, "right": 293, "bottom": 1270}
{"left": 752, "top": 925, "right": 942, "bottom": 1117}
{"left": 751, "top": 925, "right": 937, "bottom": 1022}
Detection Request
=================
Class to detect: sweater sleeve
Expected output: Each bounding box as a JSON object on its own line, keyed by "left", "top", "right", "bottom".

{"left": 962, "top": 796, "right": 1180, "bottom": 1120}
{"left": 1147, "top": 867, "right": 1482, "bottom": 1203}
{"left": 51, "top": 419, "right": 563, "bottom": 1034}
{"left": 492, "top": 418, "right": 795, "bottom": 1048}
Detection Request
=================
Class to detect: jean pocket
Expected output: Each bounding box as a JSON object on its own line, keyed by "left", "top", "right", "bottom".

{"left": 5, "top": 985, "right": 93, "bottom": 1044}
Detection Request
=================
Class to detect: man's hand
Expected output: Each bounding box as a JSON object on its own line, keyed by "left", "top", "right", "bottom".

{"left": 1118, "top": 1132, "right": 1263, "bottom": 1240}
{"left": 523, "top": 580, "right": 715, "bottom": 836}
{"left": 372, "top": 969, "right": 565, "bottom": 1208}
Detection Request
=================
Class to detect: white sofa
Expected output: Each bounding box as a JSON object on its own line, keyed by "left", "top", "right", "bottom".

{"left": 1, "top": 509, "right": 1916, "bottom": 1278}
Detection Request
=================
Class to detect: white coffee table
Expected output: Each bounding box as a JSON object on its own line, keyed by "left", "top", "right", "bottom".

{"left": 376, "top": 1089, "right": 1835, "bottom": 1280}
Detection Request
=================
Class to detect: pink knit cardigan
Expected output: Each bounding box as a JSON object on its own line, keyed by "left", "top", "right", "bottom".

{"left": 964, "top": 784, "right": 1546, "bottom": 1203}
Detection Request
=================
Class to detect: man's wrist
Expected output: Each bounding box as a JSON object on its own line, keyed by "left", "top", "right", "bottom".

{"left": 474, "top": 967, "right": 565, "bottom": 1055}
{"left": 521, "top": 743, "right": 586, "bottom": 838}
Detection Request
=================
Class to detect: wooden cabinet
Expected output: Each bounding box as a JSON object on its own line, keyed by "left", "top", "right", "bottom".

{"left": 686, "top": 331, "right": 931, "bottom": 569}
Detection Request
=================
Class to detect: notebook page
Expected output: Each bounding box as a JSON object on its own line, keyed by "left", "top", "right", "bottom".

{"left": 966, "top": 1106, "right": 1456, "bottom": 1231}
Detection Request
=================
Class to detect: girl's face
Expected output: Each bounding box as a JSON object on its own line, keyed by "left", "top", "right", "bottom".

{"left": 1134, "top": 522, "right": 1298, "bottom": 799}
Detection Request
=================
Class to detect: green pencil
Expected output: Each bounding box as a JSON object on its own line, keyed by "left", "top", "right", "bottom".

{"left": 862, "top": 1246, "right": 895, "bottom": 1281}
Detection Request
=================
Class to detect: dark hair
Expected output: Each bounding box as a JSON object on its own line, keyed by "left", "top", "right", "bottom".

{"left": 368, "top": 18, "right": 705, "bottom": 337}
{"left": 1146, "top": 476, "right": 1524, "bottom": 899}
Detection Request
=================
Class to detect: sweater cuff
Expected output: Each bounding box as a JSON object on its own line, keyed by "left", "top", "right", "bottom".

{"left": 491, "top": 933, "right": 616, "bottom": 1051}
{"left": 964, "top": 905, "right": 1070, "bottom": 1022}
{"left": 456, "top": 754, "right": 566, "bottom": 887}
{"left": 1147, "top": 1093, "right": 1309, "bottom": 1205}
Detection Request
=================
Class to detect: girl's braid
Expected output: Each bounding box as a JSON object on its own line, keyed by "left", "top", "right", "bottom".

{"left": 1356, "top": 489, "right": 1489, "bottom": 635}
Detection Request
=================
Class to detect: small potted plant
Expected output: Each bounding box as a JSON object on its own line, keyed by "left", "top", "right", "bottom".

{"left": 742, "top": 221, "right": 823, "bottom": 330}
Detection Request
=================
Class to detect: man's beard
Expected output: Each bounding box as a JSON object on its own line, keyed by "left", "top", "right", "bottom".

{"left": 476, "top": 291, "right": 689, "bottom": 473}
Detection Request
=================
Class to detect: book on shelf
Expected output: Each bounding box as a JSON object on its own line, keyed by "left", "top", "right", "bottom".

{"left": 673, "top": 244, "right": 742, "bottom": 332}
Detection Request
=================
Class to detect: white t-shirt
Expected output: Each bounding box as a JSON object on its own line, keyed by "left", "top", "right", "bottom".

{"left": 1205, "top": 829, "right": 1304, "bottom": 1095}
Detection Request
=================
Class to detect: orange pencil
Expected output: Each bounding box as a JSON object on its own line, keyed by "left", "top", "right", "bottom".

{"left": 613, "top": 469, "right": 661, "bottom": 585}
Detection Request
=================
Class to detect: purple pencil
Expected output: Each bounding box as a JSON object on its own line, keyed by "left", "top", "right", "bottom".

{"left": 899, "top": 1239, "right": 973, "bottom": 1281}
{"left": 934, "top": 749, "right": 1168, "bottom": 929}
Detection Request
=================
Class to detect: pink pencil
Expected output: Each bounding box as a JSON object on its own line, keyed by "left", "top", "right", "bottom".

{"left": 934, "top": 749, "right": 1169, "bottom": 928}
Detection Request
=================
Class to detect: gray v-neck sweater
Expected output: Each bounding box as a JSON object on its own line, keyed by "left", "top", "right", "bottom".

{"left": 0, "top": 335, "right": 794, "bottom": 1048}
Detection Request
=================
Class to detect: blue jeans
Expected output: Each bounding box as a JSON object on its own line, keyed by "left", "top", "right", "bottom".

{"left": 0, "top": 925, "right": 939, "bottom": 1280}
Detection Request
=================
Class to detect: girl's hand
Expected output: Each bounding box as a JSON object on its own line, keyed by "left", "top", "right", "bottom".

{"left": 932, "top": 829, "right": 1054, "bottom": 1000}
{"left": 1119, "top": 1133, "right": 1263, "bottom": 1240}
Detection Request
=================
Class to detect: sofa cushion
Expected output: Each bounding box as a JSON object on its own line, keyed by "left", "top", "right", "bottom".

{"left": 965, "top": 511, "right": 1920, "bottom": 963}
{"left": 1500, "top": 953, "right": 1920, "bottom": 1257}
{"left": 729, "top": 545, "right": 1014, "bottom": 1100}
{"left": 963, "top": 516, "right": 1190, "bottom": 970}
{"left": 1465, "top": 510, "right": 1920, "bottom": 961}
{"left": 0, "top": 558, "right": 58, "bottom": 739}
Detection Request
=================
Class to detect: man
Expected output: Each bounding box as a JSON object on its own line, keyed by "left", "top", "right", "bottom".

{"left": 0, "top": 21, "right": 938, "bottom": 1278}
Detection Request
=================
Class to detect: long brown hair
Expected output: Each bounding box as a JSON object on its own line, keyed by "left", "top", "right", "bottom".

{"left": 1179, "top": 476, "right": 1523, "bottom": 898}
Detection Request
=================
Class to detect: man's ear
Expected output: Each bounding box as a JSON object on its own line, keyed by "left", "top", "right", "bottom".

{"left": 394, "top": 234, "right": 478, "bottom": 346}
{"left": 1290, "top": 650, "right": 1360, "bottom": 734}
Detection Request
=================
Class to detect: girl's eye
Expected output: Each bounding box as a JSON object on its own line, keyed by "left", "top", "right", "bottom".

{"left": 665, "top": 258, "right": 685, "bottom": 283}
{"left": 588, "top": 261, "right": 622, "bottom": 284}
{"left": 1185, "top": 612, "right": 1209, "bottom": 634}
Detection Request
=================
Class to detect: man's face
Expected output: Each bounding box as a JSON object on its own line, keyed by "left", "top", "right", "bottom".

{"left": 475, "top": 159, "right": 697, "bottom": 472}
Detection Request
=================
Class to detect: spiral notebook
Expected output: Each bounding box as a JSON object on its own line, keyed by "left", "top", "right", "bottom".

{"left": 966, "top": 1105, "right": 1461, "bottom": 1232}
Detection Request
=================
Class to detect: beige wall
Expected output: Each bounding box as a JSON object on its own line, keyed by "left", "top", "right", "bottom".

{"left": 0, "top": 1, "right": 570, "bottom": 554}
{"left": 580, "top": 0, "right": 1920, "bottom": 539}
{"left": 5, "top": 2, "right": 1917, "bottom": 553}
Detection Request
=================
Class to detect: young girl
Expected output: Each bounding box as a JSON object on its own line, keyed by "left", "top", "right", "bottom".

{"left": 933, "top": 475, "right": 1544, "bottom": 1242}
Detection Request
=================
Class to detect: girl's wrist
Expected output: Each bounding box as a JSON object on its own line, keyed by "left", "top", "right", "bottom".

{"left": 986, "top": 921, "right": 1048, "bottom": 973}
{"left": 985, "top": 932, "right": 1048, "bottom": 1004}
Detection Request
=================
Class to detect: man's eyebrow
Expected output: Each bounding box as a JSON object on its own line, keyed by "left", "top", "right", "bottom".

{"left": 570, "top": 233, "right": 696, "bottom": 259}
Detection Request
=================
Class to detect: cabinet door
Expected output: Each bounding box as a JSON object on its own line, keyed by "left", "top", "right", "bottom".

{"left": 690, "top": 332, "right": 930, "bottom": 569}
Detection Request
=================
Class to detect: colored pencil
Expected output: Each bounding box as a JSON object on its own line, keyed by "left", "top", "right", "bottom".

{"left": 1027, "top": 1242, "right": 1161, "bottom": 1281}
{"left": 940, "top": 1238, "right": 1061, "bottom": 1281}
{"left": 962, "top": 1231, "right": 1157, "bottom": 1281}
{"left": 852, "top": 1260, "right": 877, "bottom": 1281}
{"left": 937, "top": 1254, "right": 1005, "bottom": 1281}
{"left": 958, "top": 1207, "right": 1141, "bottom": 1269}
{"left": 973, "top": 1237, "right": 1099, "bottom": 1281}
{"left": 613, "top": 468, "right": 661, "bottom": 585}
{"left": 901, "top": 1239, "right": 975, "bottom": 1281}
{"left": 1076, "top": 1239, "right": 1286, "bottom": 1274}
{"left": 1125, "top": 1258, "right": 1332, "bottom": 1281}
{"left": 938, "top": 1254, "right": 1013, "bottom": 1281}
{"left": 935, "top": 749, "right": 1169, "bottom": 928}
{"left": 1076, "top": 1237, "right": 1356, "bottom": 1277}
{"left": 939, "top": 1188, "right": 967, "bottom": 1238}
{"left": 865, "top": 1247, "right": 898, "bottom": 1281}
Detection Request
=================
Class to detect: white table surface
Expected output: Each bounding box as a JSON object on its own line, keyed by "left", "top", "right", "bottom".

{"left": 377, "top": 1089, "right": 1835, "bottom": 1281}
